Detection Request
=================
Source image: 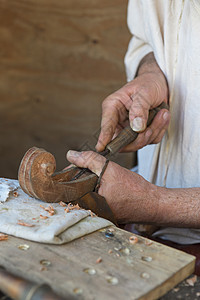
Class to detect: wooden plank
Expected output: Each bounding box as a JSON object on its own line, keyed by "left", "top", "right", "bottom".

{"left": 0, "top": 0, "right": 133, "bottom": 178}
{"left": 0, "top": 226, "right": 195, "bottom": 299}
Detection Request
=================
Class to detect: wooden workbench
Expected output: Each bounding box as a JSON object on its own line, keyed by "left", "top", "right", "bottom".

{"left": 0, "top": 226, "right": 195, "bottom": 299}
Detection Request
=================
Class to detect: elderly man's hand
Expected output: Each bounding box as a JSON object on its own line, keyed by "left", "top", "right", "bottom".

{"left": 96, "top": 53, "right": 170, "bottom": 153}
{"left": 67, "top": 150, "right": 158, "bottom": 224}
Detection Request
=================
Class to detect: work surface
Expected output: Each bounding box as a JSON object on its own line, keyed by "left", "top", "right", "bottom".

{"left": 0, "top": 226, "right": 195, "bottom": 300}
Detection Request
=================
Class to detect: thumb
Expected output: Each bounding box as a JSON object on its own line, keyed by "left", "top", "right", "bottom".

{"left": 67, "top": 150, "right": 106, "bottom": 177}
{"left": 129, "top": 91, "right": 151, "bottom": 132}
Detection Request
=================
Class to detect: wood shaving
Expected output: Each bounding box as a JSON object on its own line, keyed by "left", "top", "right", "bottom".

{"left": 64, "top": 203, "right": 81, "bottom": 213}
{"left": 96, "top": 257, "right": 102, "bottom": 264}
{"left": 129, "top": 235, "right": 138, "bottom": 245}
{"left": 186, "top": 275, "right": 197, "bottom": 286}
{"left": 48, "top": 211, "right": 55, "bottom": 216}
{"left": 88, "top": 210, "right": 95, "bottom": 217}
{"left": 40, "top": 205, "right": 45, "bottom": 210}
{"left": 42, "top": 205, "right": 55, "bottom": 216}
{"left": 40, "top": 215, "right": 48, "bottom": 220}
{"left": 108, "top": 249, "right": 113, "bottom": 254}
{"left": 0, "top": 233, "right": 8, "bottom": 241}
{"left": 69, "top": 204, "right": 80, "bottom": 210}
{"left": 18, "top": 221, "right": 35, "bottom": 227}
{"left": 13, "top": 191, "right": 18, "bottom": 197}
{"left": 59, "top": 201, "right": 66, "bottom": 207}
{"left": 145, "top": 240, "right": 153, "bottom": 246}
{"left": 90, "top": 211, "right": 95, "bottom": 217}
{"left": 40, "top": 266, "right": 47, "bottom": 272}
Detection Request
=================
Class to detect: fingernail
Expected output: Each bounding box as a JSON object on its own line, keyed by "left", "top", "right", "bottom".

{"left": 163, "top": 111, "right": 169, "bottom": 121}
{"left": 67, "top": 150, "right": 80, "bottom": 158}
{"left": 131, "top": 117, "right": 146, "bottom": 132}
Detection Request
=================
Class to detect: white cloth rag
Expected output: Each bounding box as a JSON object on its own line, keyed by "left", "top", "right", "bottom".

{"left": 0, "top": 178, "right": 112, "bottom": 244}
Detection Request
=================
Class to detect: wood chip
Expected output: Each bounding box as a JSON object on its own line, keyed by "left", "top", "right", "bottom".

{"left": 18, "top": 221, "right": 35, "bottom": 227}
{"left": 88, "top": 209, "right": 95, "bottom": 217}
{"left": 48, "top": 211, "right": 55, "bottom": 216}
{"left": 96, "top": 257, "right": 102, "bottom": 264}
{"left": 90, "top": 211, "right": 95, "bottom": 217}
{"left": 186, "top": 275, "right": 197, "bottom": 286}
{"left": 13, "top": 191, "right": 18, "bottom": 197}
{"left": 108, "top": 249, "right": 113, "bottom": 254}
{"left": 40, "top": 266, "right": 47, "bottom": 272}
{"left": 145, "top": 240, "right": 153, "bottom": 246}
{"left": 64, "top": 208, "right": 70, "bottom": 213}
{"left": 69, "top": 204, "right": 80, "bottom": 210}
{"left": 0, "top": 233, "right": 8, "bottom": 241}
{"left": 40, "top": 214, "right": 48, "bottom": 220}
{"left": 40, "top": 204, "right": 45, "bottom": 209}
{"left": 59, "top": 201, "right": 66, "bottom": 207}
{"left": 42, "top": 205, "right": 55, "bottom": 216}
{"left": 129, "top": 235, "right": 138, "bottom": 245}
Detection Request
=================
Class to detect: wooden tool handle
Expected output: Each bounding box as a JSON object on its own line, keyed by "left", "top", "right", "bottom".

{"left": 106, "top": 101, "right": 169, "bottom": 155}
{"left": 0, "top": 267, "right": 67, "bottom": 300}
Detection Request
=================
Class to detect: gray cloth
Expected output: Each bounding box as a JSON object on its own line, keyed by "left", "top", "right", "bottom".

{"left": 153, "top": 227, "right": 200, "bottom": 245}
{"left": 0, "top": 178, "right": 112, "bottom": 244}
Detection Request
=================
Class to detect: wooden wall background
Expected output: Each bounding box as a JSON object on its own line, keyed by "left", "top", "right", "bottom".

{"left": 0, "top": 0, "right": 132, "bottom": 179}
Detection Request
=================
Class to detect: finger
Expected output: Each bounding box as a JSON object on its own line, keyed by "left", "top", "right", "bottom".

{"left": 150, "top": 128, "right": 167, "bottom": 144}
{"left": 67, "top": 150, "right": 106, "bottom": 177}
{"left": 95, "top": 104, "right": 118, "bottom": 152}
{"left": 110, "top": 121, "right": 129, "bottom": 140}
{"left": 147, "top": 109, "right": 170, "bottom": 143}
{"left": 120, "top": 129, "right": 152, "bottom": 152}
{"left": 129, "top": 89, "right": 153, "bottom": 132}
{"left": 120, "top": 109, "right": 170, "bottom": 152}
{"left": 95, "top": 97, "right": 127, "bottom": 152}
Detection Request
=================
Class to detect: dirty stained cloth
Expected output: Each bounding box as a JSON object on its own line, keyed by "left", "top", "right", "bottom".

{"left": 0, "top": 178, "right": 112, "bottom": 244}
{"left": 125, "top": 0, "right": 200, "bottom": 244}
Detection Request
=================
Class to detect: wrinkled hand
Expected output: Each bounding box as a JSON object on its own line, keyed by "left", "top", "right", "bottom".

{"left": 67, "top": 150, "right": 158, "bottom": 224}
{"left": 96, "top": 71, "right": 170, "bottom": 153}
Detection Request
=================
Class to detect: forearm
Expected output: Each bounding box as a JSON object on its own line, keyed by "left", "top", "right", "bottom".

{"left": 137, "top": 52, "right": 164, "bottom": 75}
{"left": 154, "top": 186, "right": 200, "bottom": 228}
{"left": 67, "top": 150, "right": 200, "bottom": 228}
{"left": 121, "top": 183, "right": 200, "bottom": 228}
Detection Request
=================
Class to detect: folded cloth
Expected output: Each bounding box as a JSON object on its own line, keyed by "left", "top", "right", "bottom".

{"left": 0, "top": 178, "right": 113, "bottom": 244}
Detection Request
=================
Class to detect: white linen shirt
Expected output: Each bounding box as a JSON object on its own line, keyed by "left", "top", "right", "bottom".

{"left": 125, "top": 0, "right": 200, "bottom": 244}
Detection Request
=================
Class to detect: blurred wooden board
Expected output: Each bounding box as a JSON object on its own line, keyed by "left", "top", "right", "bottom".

{"left": 0, "top": 226, "right": 195, "bottom": 299}
{"left": 0, "top": 0, "right": 133, "bottom": 178}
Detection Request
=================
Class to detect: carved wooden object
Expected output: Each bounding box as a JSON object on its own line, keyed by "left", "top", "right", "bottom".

{"left": 18, "top": 147, "right": 98, "bottom": 203}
